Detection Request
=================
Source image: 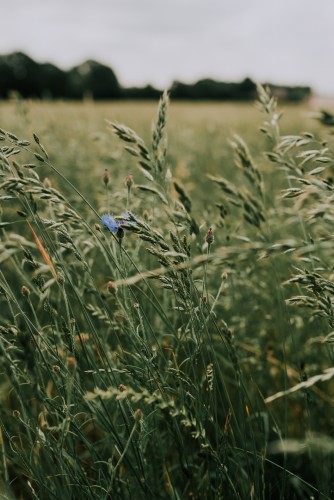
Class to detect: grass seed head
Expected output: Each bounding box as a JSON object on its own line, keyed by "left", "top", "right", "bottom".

{"left": 43, "top": 177, "right": 52, "bottom": 188}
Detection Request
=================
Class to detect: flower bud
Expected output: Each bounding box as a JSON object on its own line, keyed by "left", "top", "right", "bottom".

{"left": 107, "top": 281, "right": 117, "bottom": 295}
{"left": 21, "top": 285, "right": 30, "bottom": 297}
{"left": 205, "top": 227, "right": 214, "bottom": 245}
{"left": 67, "top": 357, "right": 77, "bottom": 372}
{"left": 143, "top": 210, "right": 149, "bottom": 221}
{"left": 116, "top": 227, "right": 124, "bottom": 240}
{"left": 56, "top": 272, "right": 65, "bottom": 285}
{"left": 103, "top": 168, "right": 109, "bottom": 186}
{"left": 134, "top": 408, "right": 142, "bottom": 421}
{"left": 126, "top": 174, "right": 134, "bottom": 189}
{"left": 53, "top": 364, "right": 61, "bottom": 373}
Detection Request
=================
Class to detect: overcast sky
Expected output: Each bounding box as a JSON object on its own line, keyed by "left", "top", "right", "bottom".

{"left": 1, "top": 0, "right": 334, "bottom": 95}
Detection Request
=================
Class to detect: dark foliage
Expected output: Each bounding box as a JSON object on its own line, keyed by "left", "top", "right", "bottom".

{"left": 0, "top": 52, "right": 311, "bottom": 101}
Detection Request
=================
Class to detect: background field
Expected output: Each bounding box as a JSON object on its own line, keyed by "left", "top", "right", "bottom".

{"left": 1, "top": 93, "right": 334, "bottom": 499}
{"left": 0, "top": 97, "right": 322, "bottom": 206}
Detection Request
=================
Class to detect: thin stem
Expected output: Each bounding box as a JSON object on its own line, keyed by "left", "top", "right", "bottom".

{"left": 107, "top": 419, "right": 139, "bottom": 494}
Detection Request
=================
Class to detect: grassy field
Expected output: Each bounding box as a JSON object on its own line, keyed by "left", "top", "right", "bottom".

{"left": 1, "top": 90, "right": 334, "bottom": 499}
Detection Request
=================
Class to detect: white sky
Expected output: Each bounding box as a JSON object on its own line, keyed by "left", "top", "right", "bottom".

{"left": 1, "top": 0, "right": 334, "bottom": 95}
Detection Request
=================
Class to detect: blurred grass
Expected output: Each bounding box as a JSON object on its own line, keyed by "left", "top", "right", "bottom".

{"left": 0, "top": 98, "right": 321, "bottom": 212}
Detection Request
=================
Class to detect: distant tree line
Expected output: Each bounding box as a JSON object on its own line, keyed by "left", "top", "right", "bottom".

{"left": 0, "top": 52, "right": 311, "bottom": 101}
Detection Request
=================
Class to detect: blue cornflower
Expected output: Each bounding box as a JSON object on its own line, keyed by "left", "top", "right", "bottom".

{"left": 101, "top": 214, "right": 119, "bottom": 233}
{"left": 101, "top": 212, "right": 136, "bottom": 235}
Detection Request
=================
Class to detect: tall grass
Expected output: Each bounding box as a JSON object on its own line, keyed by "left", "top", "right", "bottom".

{"left": 0, "top": 88, "right": 334, "bottom": 499}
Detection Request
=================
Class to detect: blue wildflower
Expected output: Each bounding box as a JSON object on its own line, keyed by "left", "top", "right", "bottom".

{"left": 101, "top": 214, "right": 119, "bottom": 233}
{"left": 101, "top": 212, "right": 136, "bottom": 236}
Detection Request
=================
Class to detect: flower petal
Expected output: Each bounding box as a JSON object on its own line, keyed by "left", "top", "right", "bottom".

{"left": 101, "top": 214, "right": 119, "bottom": 233}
